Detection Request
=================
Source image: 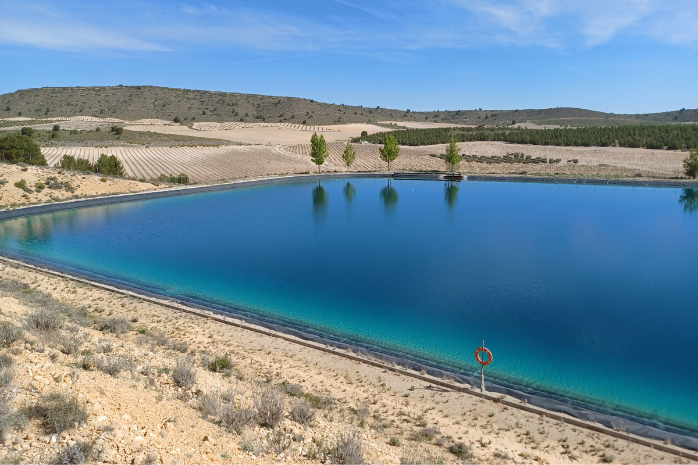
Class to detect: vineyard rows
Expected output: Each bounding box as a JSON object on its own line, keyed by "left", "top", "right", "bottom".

{"left": 192, "top": 122, "right": 335, "bottom": 132}
{"left": 1, "top": 116, "right": 179, "bottom": 125}
{"left": 41, "top": 146, "right": 314, "bottom": 183}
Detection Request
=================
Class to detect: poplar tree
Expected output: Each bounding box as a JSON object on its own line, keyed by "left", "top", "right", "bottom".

{"left": 444, "top": 138, "right": 461, "bottom": 172}
{"left": 310, "top": 132, "right": 329, "bottom": 173}
{"left": 379, "top": 134, "right": 400, "bottom": 170}
{"left": 342, "top": 141, "right": 356, "bottom": 169}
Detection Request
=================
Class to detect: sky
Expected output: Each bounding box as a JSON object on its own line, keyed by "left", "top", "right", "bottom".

{"left": 0, "top": 0, "right": 696, "bottom": 113}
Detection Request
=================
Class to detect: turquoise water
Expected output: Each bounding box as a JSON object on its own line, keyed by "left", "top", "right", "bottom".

{"left": 1, "top": 179, "right": 697, "bottom": 432}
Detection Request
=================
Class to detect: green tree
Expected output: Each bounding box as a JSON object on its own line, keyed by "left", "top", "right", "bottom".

{"left": 110, "top": 126, "right": 124, "bottom": 135}
{"left": 379, "top": 134, "right": 400, "bottom": 170}
{"left": 683, "top": 148, "right": 698, "bottom": 179}
{"left": 52, "top": 124, "right": 60, "bottom": 132}
{"left": 75, "top": 158, "right": 94, "bottom": 172}
{"left": 310, "top": 132, "right": 329, "bottom": 173}
{"left": 20, "top": 127, "right": 34, "bottom": 137}
{"left": 60, "top": 154, "right": 77, "bottom": 170}
{"left": 173, "top": 116, "right": 182, "bottom": 123}
{"left": 0, "top": 134, "right": 45, "bottom": 165}
{"left": 444, "top": 138, "right": 461, "bottom": 172}
{"left": 96, "top": 154, "right": 125, "bottom": 176}
{"left": 342, "top": 141, "right": 356, "bottom": 169}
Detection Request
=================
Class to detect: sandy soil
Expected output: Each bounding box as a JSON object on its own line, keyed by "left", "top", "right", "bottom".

{"left": 0, "top": 262, "right": 692, "bottom": 465}
{"left": 0, "top": 164, "right": 159, "bottom": 210}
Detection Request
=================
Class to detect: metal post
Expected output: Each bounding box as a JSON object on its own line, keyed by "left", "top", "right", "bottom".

{"left": 481, "top": 339, "right": 486, "bottom": 393}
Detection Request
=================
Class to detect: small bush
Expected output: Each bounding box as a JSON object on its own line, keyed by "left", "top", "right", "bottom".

{"left": 290, "top": 399, "right": 316, "bottom": 425}
{"left": 26, "top": 308, "right": 64, "bottom": 332}
{"left": 172, "top": 359, "right": 197, "bottom": 390}
{"left": 602, "top": 453, "right": 615, "bottom": 463}
{"left": 25, "top": 392, "right": 88, "bottom": 434}
{"left": 0, "top": 322, "right": 23, "bottom": 347}
{"left": 0, "top": 354, "right": 14, "bottom": 389}
{"left": 266, "top": 429, "right": 292, "bottom": 453}
{"left": 59, "top": 336, "right": 82, "bottom": 355}
{"left": 208, "top": 355, "right": 233, "bottom": 373}
{"left": 54, "top": 441, "right": 93, "bottom": 464}
{"left": 331, "top": 432, "right": 364, "bottom": 464}
{"left": 95, "top": 356, "right": 136, "bottom": 378}
{"left": 171, "top": 340, "right": 189, "bottom": 353}
{"left": 220, "top": 405, "right": 256, "bottom": 434}
{"left": 254, "top": 388, "right": 285, "bottom": 429}
{"left": 0, "top": 390, "right": 19, "bottom": 442}
{"left": 13, "top": 179, "right": 27, "bottom": 189}
{"left": 449, "top": 442, "right": 471, "bottom": 460}
{"left": 411, "top": 427, "right": 439, "bottom": 442}
{"left": 35, "top": 182, "right": 45, "bottom": 190}
{"left": 96, "top": 317, "right": 130, "bottom": 335}
{"left": 389, "top": 436, "right": 401, "bottom": 446}
{"left": 303, "top": 392, "right": 334, "bottom": 409}
{"left": 279, "top": 381, "right": 304, "bottom": 397}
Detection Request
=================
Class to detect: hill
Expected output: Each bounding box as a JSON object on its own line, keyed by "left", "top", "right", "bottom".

{"left": 1, "top": 86, "right": 696, "bottom": 127}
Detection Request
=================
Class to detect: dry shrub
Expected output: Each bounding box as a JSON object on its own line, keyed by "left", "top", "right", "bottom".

{"left": 95, "top": 356, "right": 136, "bottom": 378}
{"left": 279, "top": 381, "right": 304, "bottom": 397}
{"left": 0, "top": 353, "right": 15, "bottom": 389}
{"left": 220, "top": 405, "right": 256, "bottom": 434}
{"left": 290, "top": 398, "right": 316, "bottom": 425}
{"left": 25, "top": 392, "right": 88, "bottom": 434}
{"left": 266, "top": 429, "right": 292, "bottom": 453}
{"left": 0, "top": 322, "right": 23, "bottom": 347}
{"left": 171, "top": 340, "right": 189, "bottom": 353}
{"left": 449, "top": 442, "right": 472, "bottom": 460}
{"left": 330, "top": 432, "right": 364, "bottom": 464}
{"left": 26, "top": 308, "right": 64, "bottom": 332}
{"left": 53, "top": 441, "right": 93, "bottom": 464}
{"left": 172, "top": 358, "right": 197, "bottom": 390}
{"left": 96, "top": 318, "right": 130, "bottom": 335}
{"left": 411, "top": 427, "right": 439, "bottom": 442}
{"left": 208, "top": 355, "right": 233, "bottom": 373}
{"left": 254, "top": 387, "right": 285, "bottom": 429}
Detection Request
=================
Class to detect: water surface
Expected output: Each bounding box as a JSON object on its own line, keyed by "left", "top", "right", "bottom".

{"left": 1, "top": 179, "right": 697, "bottom": 432}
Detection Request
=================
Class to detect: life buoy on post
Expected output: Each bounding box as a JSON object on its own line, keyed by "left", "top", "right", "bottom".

{"left": 475, "top": 347, "right": 493, "bottom": 366}
{"left": 475, "top": 341, "right": 492, "bottom": 393}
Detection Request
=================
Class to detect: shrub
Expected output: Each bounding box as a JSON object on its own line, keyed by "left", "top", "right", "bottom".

{"left": 13, "top": 179, "right": 27, "bottom": 189}
{"left": 110, "top": 126, "right": 124, "bottom": 135}
{"left": 389, "top": 436, "right": 401, "bottom": 446}
{"left": 35, "top": 182, "right": 45, "bottom": 190}
{"left": 684, "top": 148, "right": 698, "bottom": 179}
{"left": 20, "top": 127, "right": 34, "bottom": 137}
{"left": 0, "top": 390, "right": 18, "bottom": 443}
{"left": 59, "top": 336, "right": 82, "bottom": 355}
{"left": 0, "top": 134, "right": 45, "bottom": 165}
{"left": 95, "top": 154, "right": 125, "bottom": 176}
{"left": 53, "top": 440, "right": 93, "bottom": 464}
{"left": 0, "top": 354, "right": 14, "bottom": 389}
{"left": 208, "top": 355, "right": 233, "bottom": 373}
{"left": 330, "top": 432, "right": 364, "bottom": 464}
{"left": 411, "top": 427, "right": 439, "bottom": 442}
{"left": 266, "top": 429, "right": 291, "bottom": 453}
{"left": 26, "top": 308, "right": 64, "bottom": 332}
{"left": 254, "top": 388, "right": 284, "bottom": 429}
{"left": 52, "top": 125, "right": 61, "bottom": 132}
{"left": 25, "top": 392, "right": 88, "bottom": 434}
{"left": 173, "top": 117, "right": 182, "bottom": 123}
{"left": 172, "top": 359, "right": 197, "bottom": 390}
{"left": 0, "top": 322, "right": 23, "bottom": 347}
{"left": 96, "top": 317, "right": 130, "bottom": 335}
{"left": 279, "top": 381, "right": 304, "bottom": 397}
{"left": 95, "top": 356, "right": 136, "bottom": 378}
{"left": 448, "top": 442, "right": 471, "bottom": 460}
{"left": 220, "top": 405, "right": 256, "bottom": 434}
{"left": 289, "top": 399, "right": 316, "bottom": 425}
{"left": 602, "top": 453, "right": 615, "bottom": 463}
{"left": 171, "top": 340, "right": 189, "bottom": 353}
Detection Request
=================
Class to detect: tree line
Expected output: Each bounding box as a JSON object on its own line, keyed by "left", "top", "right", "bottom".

{"left": 353, "top": 124, "right": 698, "bottom": 150}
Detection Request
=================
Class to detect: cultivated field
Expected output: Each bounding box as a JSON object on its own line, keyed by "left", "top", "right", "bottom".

{"left": 41, "top": 146, "right": 314, "bottom": 182}
{"left": 284, "top": 141, "right": 688, "bottom": 177}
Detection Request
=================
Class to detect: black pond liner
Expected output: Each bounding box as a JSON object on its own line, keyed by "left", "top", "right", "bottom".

{"left": 1, "top": 173, "right": 698, "bottom": 452}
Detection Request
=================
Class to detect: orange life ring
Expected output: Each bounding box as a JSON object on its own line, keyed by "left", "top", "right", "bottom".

{"left": 475, "top": 347, "right": 493, "bottom": 366}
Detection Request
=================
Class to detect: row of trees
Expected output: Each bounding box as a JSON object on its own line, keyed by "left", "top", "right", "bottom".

{"left": 59, "top": 154, "right": 125, "bottom": 176}
{"left": 309, "top": 132, "right": 462, "bottom": 172}
{"left": 355, "top": 124, "right": 698, "bottom": 150}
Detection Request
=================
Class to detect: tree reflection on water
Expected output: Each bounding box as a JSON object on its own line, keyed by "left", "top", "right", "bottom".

{"left": 679, "top": 189, "right": 698, "bottom": 214}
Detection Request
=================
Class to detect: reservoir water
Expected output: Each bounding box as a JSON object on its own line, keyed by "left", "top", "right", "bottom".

{"left": 1, "top": 178, "right": 697, "bottom": 433}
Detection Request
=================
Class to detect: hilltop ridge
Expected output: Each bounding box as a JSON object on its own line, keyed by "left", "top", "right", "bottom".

{"left": 2, "top": 86, "right": 696, "bottom": 127}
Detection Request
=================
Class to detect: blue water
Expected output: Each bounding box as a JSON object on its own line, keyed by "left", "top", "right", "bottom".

{"left": 1, "top": 179, "right": 697, "bottom": 432}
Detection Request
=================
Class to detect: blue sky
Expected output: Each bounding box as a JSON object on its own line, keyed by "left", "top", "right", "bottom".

{"left": 0, "top": 0, "right": 696, "bottom": 113}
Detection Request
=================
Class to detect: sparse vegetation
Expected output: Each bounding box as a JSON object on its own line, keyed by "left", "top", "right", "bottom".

{"left": 24, "top": 392, "right": 88, "bottom": 434}
{"left": 53, "top": 441, "right": 93, "bottom": 464}
{"left": 330, "top": 432, "right": 364, "bottom": 464}
{"left": 254, "top": 387, "right": 285, "bottom": 429}
{"left": 172, "top": 358, "right": 198, "bottom": 390}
